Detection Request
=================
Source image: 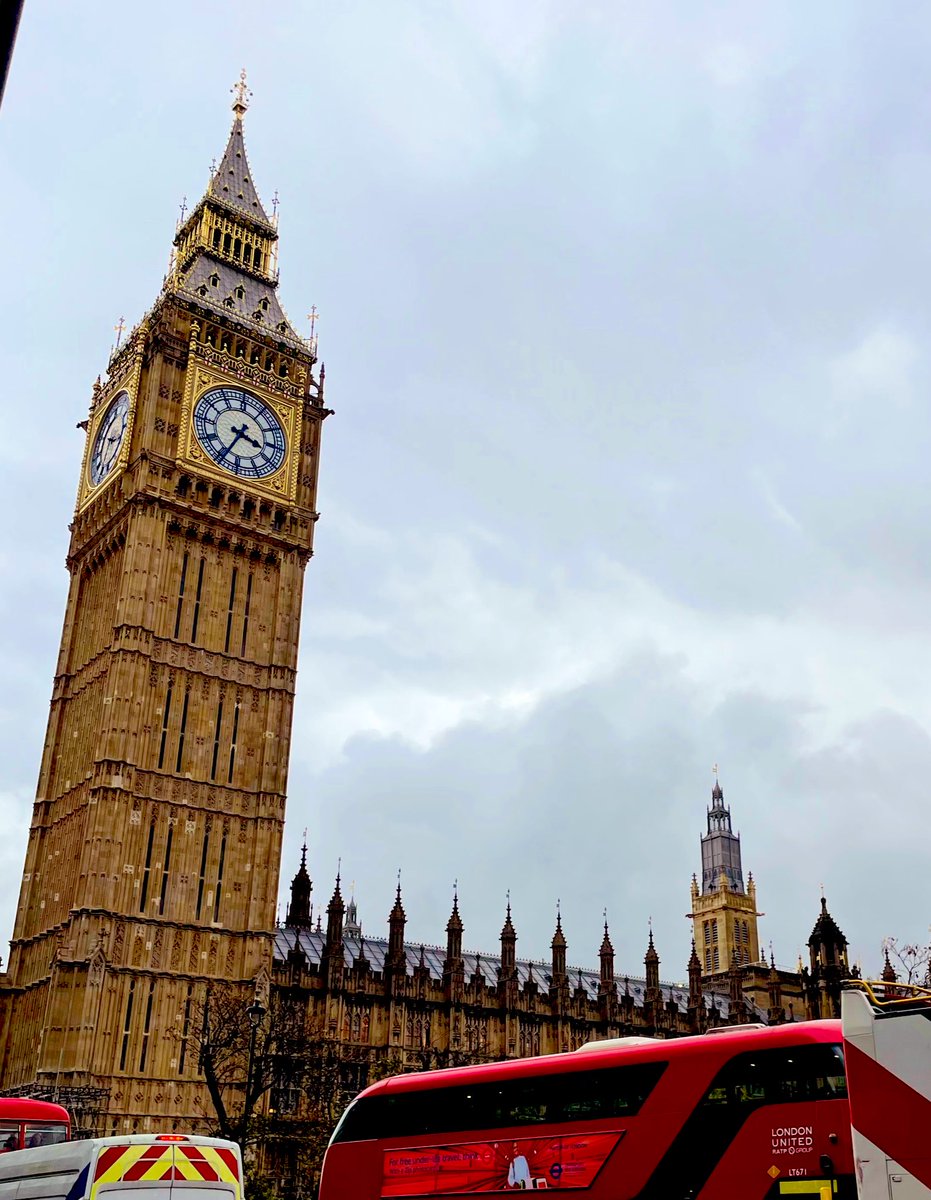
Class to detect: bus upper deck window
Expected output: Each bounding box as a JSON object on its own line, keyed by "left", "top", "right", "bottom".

{"left": 24, "top": 1124, "right": 68, "bottom": 1149}
{"left": 0, "top": 1123, "right": 19, "bottom": 1152}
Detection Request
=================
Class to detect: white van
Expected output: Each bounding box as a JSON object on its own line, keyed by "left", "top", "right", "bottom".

{"left": 0, "top": 1134, "right": 242, "bottom": 1200}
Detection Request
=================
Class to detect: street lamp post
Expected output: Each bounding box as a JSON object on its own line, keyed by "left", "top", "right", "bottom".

{"left": 243, "top": 996, "right": 267, "bottom": 1147}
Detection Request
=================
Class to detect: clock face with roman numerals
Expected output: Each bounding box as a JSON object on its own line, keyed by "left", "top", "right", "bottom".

{"left": 192, "top": 386, "right": 287, "bottom": 479}
{"left": 89, "top": 391, "right": 130, "bottom": 485}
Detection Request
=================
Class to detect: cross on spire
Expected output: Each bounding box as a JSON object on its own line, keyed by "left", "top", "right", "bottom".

{"left": 231, "top": 68, "right": 251, "bottom": 118}
{"left": 113, "top": 316, "right": 125, "bottom": 347}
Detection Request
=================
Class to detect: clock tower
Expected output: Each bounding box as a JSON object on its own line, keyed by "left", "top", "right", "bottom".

{"left": 0, "top": 78, "right": 328, "bottom": 1128}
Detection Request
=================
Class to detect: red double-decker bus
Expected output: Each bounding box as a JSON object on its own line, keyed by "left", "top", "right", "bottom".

{"left": 320, "top": 1022, "right": 853, "bottom": 1198}
{"left": 0, "top": 1098, "right": 70, "bottom": 1153}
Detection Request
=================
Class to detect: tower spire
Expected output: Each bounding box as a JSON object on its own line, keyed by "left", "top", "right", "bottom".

{"left": 284, "top": 839, "right": 312, "bottom": 929}
{"left": 700, "top": 770, "right": 744, "bottom": 894}
{"left": 168, "top": 78, "right": 311, "bottom": 351}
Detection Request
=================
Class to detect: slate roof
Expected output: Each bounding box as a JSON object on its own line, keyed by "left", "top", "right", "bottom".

{"left": 209, "top": 118, "right": 276, "bottom": 231}
{"left": 173, "top": 256, "right": 305, "bottom": 351}
{"left": 273, "top": 925, "right": 748, "bottom": 1019}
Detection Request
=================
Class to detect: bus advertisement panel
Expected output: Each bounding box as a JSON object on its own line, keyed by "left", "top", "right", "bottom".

{"left": 382, "top": 1131, "right": 623, "bottom": 1194}
{"left": 320, "top": 1021, "right": 854, "bottom": 1199}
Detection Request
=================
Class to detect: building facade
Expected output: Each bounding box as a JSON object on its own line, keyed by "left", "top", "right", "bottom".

{"left": 264, "top": 778, "right": 850, "bottom": 1111}
{"left": 0, "top": 80, "right": 327, "bottom": 1129}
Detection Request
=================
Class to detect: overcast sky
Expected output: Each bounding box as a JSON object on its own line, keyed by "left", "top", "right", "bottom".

{"left": 2, "top": 1, "right": 930, "bottom": 984}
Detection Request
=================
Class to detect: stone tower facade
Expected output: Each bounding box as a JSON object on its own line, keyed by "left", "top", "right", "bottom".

{"left": 0, "top": 79, "right": 327, "bottom": 1130}
{"left": 802, "top": 896, "right": 851, "bottom": 1019}
{"left": 689, "top": 777, "right": 761, "bottom": 975}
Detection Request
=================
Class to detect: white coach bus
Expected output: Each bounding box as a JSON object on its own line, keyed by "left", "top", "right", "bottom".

{"left": 0, "top": 1134, "right": 242, "bottom": 1200}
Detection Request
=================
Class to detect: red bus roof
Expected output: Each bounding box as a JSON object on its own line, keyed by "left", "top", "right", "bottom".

{"left": 362, "top": 1020, "right": 842, "bottom": 1098}
{"left": 0, "top": 1098, "right": 70, "bottom": 1121}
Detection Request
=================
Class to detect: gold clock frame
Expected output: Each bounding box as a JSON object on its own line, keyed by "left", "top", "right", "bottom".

{"left": 178, "top": 365, "right": 300, "bottom": 503}
{"left": 78, "top": 356, "right": 142, "bottom": 512}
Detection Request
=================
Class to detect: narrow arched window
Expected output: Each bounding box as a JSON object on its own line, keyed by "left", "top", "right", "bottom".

{"left": 223, "top": 232, "right": 231, "bottom": 254}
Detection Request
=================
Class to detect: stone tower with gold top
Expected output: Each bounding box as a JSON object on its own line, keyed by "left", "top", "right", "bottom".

{"left": 0, "top": 77, "right": 328, "bottom": 1127}
{"left": 688, "top": 775, "right": 762, "bottom": 977}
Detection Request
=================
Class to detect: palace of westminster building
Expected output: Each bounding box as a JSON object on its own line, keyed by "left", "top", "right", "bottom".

{"left": 0, "top": 83, "right": 859, "bottom": 1140}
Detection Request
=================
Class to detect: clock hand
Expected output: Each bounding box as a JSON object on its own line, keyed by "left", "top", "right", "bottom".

{"left": 229, "top": 422, "right": 261, "bottom": 450}
{"left": 219, "top": 432, "right": 245, "bottom": 458}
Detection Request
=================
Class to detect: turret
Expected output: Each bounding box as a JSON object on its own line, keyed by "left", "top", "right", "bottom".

{"left": 549, "top": 906, "right": 569, "bottom": 1013}
{"left": 644, "top": 928, "right": 660, "bottom": 997}
{"left": 344, "top": 895, "right": 361, "bottom": 937}
{"left": 688, "top": 940, "right": 702, "bottom": 1006}
{"left": 599, "top": 918, "right": 615, "bottom": 985}
{"left": 767, "top": 953, "right": 784, "bottom": 1024}
{"left": 598, "top": 918, "right": 618, "bottom": 1020}
{"left": 498, "top": 898, "right": 518, "bottom": 1006}
{"left": 701, "top": 778, "right": 744, "bottom": 894}
{"left": 687, "top": 940, "right": 704, "bottom": 1033}
{"left": 284, "top": 841, "right": 313, "bottom": 929}
{"left": 385, "top": 879, "right": 407, "bottom": 992}
{"left": 690, "top": 772, "right": 761, "bottom": 976}
{"left": 442, "top": 888, "right": 465, "bottom": 1000}
{"left": 321, "top": 871, "right": 345, "bottom": 989}
{"left": 643, "top": 927, "right": 662, "bottom": 1031}
{"left": 805, "top": 895, "right": 849, "bottom": 1018}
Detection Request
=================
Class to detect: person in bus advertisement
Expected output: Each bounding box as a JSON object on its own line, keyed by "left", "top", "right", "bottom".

{"left": 506, "top": 1145, "right": 532, "bottom": 1190}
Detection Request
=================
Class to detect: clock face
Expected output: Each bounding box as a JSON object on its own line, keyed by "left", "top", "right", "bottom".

{"left": 89, "top": 391, "right": 130, "bottom": 485}
{"left": 192, "top": 386, "right": 287, "bottom": 479}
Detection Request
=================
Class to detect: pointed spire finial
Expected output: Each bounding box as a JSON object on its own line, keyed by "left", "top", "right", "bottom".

{"left": 231, "top": 68, "right": 251, "bottom": 119}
